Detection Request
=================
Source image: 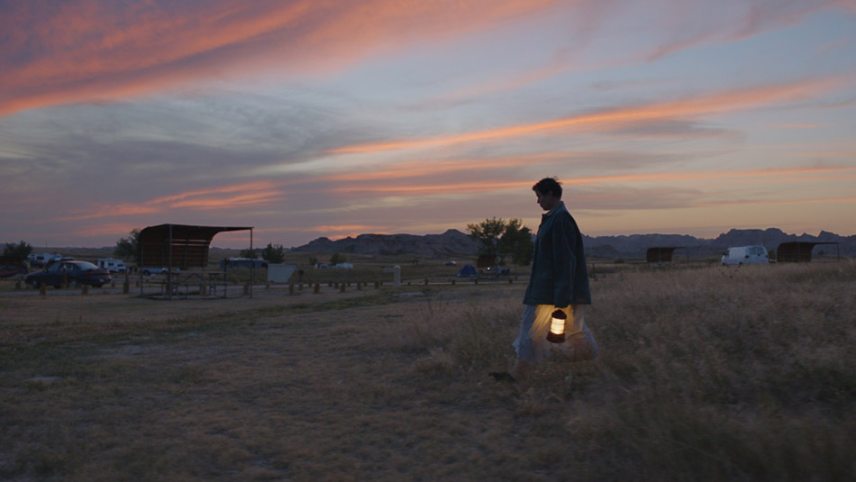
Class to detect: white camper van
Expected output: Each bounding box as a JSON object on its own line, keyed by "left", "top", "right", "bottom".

{"left": 96, "top": 258, "right": 127, "bottom": 273}
{"left": 721, "top": 245, "right": 769, "bottom": 266}
{"left": 27, "top": 252, "right": 63, "bottom": 267}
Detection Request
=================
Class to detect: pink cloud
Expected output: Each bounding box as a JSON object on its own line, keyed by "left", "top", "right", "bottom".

{"left": 0, "top": 0, "right": 555, "bottom": 116}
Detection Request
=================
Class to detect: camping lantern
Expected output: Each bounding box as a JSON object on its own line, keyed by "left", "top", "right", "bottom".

{"left": 547, "top": 309, "right": 567, "bottom": 343}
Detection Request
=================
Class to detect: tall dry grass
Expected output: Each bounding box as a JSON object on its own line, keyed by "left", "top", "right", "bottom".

{"left": 392, "top": 262, "right": 856, "bottom": 480}
{"left": 1, "top": 262, "right": 853, "bottom": 480}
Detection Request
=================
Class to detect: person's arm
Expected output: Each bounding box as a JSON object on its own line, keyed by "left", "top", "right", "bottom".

{"left": 551, "top": 214, "right": 576, "bottom": 308}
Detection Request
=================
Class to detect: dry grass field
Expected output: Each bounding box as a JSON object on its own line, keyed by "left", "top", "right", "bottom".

{"left": 1, "top": 262, "right": 855, "bottom": 481}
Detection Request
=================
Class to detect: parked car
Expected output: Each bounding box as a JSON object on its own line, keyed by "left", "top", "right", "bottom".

{"left": 140, "top": 266, "right": 181, "bottom": 276}
{"left": 0, "top": 258, "right": 28, "bottom": 278}
{"left": 721, "top": 245, "right": 769, "bottom": 266}
{"left": 25, "top": 260, "right": 112, "bottom": 288}
{"left": 219, "top": 258, "right": 267, "bottom": 270}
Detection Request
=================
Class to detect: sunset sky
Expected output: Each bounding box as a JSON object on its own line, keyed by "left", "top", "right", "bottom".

{"left": 2, "top": 0, "right": 855, "bottom": 249}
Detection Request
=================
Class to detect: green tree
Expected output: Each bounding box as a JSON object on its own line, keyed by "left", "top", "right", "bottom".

{"left": 498, "top": 219, "right": 534, "bottom": 266}
{"left": 466, "top": 217, "right": 506, "bottom": 256}
{"left": 468, "top": 218, "right": 534, "bottom": 266}
{"left": 261, "top": 243, "right": 285, "bottom": 263}
{"left": 3, "top": 240, "right": 32, "bottom": 261}
{"left": 114, "top": 229, "right": 140, "bottom": 264}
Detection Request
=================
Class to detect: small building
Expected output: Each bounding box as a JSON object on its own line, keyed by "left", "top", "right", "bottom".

{"left": 646, "top": 246, "right": 686, "bottom": 263}
{"left": 776, "top": 241, "right": 840, "bottom": 263}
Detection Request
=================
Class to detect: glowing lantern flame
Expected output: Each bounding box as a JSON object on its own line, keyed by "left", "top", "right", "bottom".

{"left": 547, "top": 309, "right": 567, "bottom": 343}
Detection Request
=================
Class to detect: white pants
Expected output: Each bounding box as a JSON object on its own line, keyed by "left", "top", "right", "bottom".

{"left": 513, "top": 304, "right": 599, "bottom": 362}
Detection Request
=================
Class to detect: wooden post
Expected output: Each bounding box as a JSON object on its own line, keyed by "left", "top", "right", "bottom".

{"left": 289, "top": 282, "right": 294, "bottom": 295}
{"left": 339, "top": 283, "right": 346, "bottom": 293}
{"left": 39, "top": 284, "right": 46, "bottom": 296}
{"left": 314, "top": 283, "right": 320, "bottom": 294}
{"left": 123, "top": 280, "right": 130, "bottom": 294}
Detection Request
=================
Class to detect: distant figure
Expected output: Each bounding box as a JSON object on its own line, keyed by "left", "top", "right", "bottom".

{"left": 506, "top": 177, "right": 598, "bottom": 380}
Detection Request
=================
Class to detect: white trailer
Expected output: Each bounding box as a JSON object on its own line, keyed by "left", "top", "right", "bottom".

{"left": 721, "top": 245, "right": 769, "bottom": 266}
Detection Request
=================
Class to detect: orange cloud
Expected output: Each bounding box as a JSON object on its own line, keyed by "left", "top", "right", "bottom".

{"left": 331, "top": 77, "right": 844, "bottom": 154}
{"left": 322, "top": 152, "right": 567, "bottom": 183}
{"left": 74, "top": 222, "right": 142, "bottom": 238}
{"left": 698, "top": 195, "right": 856, "bottom": 208}
{"left": 0, "top": 1, "right": 554, "bottom": 116}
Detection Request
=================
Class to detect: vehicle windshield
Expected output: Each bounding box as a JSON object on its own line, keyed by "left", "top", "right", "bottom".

{"left": 72, "top": 261, "right": 99, "bottom": 271}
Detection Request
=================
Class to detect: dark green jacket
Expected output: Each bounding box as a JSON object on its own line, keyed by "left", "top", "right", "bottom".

{"left": 523, "top": 201, "right": 591, "bottom": 307}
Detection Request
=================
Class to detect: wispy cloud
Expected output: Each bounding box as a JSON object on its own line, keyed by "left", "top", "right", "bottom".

{"left": 331, "top": 77, "right": 844, "bottom": 154}
{"left": 642, "top": 1, "right": 836, "bottom": 62}
{"left": 0, "top": 0, "right": 554, "bottom": 117}
{"left": 327, "top": 165, "right": 856, "bottom": 196}
{"left": 58, "top": 181, "right": 284, "bottom": 221}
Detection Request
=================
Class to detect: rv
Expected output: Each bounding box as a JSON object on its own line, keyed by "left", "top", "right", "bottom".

{"left": 721, "top": 245, "right": 769, "bottom": 266}
{"left": 27, "top": 252, "right": 63, "bottom": 267}
{"left": 96, "top": 258, "right": 127, "bottom": 273}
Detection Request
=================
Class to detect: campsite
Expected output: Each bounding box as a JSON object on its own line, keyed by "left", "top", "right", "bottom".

{"left": 1, "top": 255, "right": 853, "bottom": 480}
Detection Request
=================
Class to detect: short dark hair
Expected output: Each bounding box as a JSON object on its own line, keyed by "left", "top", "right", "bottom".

{"left": 532, "top": 177, "right": 562, "bottom": 199}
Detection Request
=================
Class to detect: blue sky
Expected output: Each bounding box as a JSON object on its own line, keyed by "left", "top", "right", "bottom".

{"left": 1, "top": 0, "right": 855, "bottom": 248}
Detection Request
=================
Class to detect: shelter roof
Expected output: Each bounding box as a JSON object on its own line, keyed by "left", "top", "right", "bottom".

{"left": 776, "top": 241, "right": 839, "bottom": 263}
{"left": 139, "top": 224, "right": 252, "bottom": 269}
{"left": 645, "top": 246, "right": 685, "bottom": 263}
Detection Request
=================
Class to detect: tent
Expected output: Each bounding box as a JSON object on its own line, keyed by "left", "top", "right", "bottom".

{"left": 457, "top": 264, "right": 477, "bottom": 277}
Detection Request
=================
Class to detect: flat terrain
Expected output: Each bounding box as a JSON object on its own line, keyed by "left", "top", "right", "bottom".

{"left": 2, "top": 263, "right": 855, "bottom": 481}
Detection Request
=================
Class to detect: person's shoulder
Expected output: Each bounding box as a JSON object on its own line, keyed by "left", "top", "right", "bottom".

{"left": 558, "top": 210, "right": 582, "bottom": 232}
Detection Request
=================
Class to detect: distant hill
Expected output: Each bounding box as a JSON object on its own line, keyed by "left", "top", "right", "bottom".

{"left": 584, "top": 228, "right": 856, "bottom": 258}
{"left": 292, "top": 227, "right": 856, "bottom": 259}
{"left": 291, "top": 229, "right": 479, "bottom": 257}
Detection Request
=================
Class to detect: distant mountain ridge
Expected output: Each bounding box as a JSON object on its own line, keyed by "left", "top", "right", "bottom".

{"left": 585, "top": 228, "right": 855, "bottom": 258}
{"left": 292, "top": 227, "right": 856, "bottom": 258}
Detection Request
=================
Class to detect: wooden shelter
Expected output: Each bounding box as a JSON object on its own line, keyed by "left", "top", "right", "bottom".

{"left": 776, "top": 241, "right": 839, "bottom": 263}
{"left": 645, "top": 246, "right": 686, "bottom": 263}
{"left": 138, "top": 224, "right": 253, "bottom": 298}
